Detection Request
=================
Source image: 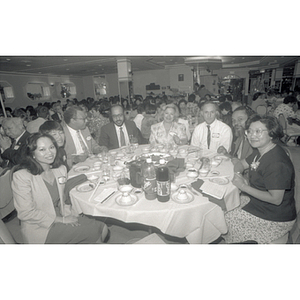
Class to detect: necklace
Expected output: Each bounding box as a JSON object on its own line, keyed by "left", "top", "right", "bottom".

{"left": 250, "top": 143, "right": 276, "bottom": 171}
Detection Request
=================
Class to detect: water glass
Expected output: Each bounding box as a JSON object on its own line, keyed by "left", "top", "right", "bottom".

{"left": 102, "top": 168, "right": 110, "bottom": 184}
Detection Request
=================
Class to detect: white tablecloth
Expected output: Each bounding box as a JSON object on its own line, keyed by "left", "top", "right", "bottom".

{"left": 69, "top": 145, "right": 240, "bottom": 244}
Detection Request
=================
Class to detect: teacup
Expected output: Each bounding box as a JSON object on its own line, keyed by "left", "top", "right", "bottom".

{"left": 187, "top": 168, "right": 199, "bottom": 178}
{"left": 199, "top": 168, "right": 209, "bottom": 177}
{"left": 177, "top": 189, "right": 188, "bottom": 201}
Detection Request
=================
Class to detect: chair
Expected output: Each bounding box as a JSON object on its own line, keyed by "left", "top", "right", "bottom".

{"left": 271, "top": 146, "right": 300, "bottom": 244}
{"left": 0, "top": 218, "right": 16, "bottom": 244}
{"left": 278, "top": 113, "right": 300, "bottom": 145}
{"left": 0, "top": 168, "right": 15, "bottom": 220}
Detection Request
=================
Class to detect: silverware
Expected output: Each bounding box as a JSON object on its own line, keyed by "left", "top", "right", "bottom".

{"left": 100, "top": 191, "right": 116, "bottom": 204}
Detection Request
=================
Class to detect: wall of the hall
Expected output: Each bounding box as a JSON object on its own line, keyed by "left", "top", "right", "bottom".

{"left": 0, "top": 64, "right": 251, "bottom": 109}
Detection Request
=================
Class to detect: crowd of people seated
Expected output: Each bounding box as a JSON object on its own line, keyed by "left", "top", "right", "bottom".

{"left": 0, "top": 86, "right": 299, "bottom": 244}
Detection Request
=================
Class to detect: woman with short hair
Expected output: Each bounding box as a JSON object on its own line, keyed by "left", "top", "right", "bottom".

{"left": 224, "top": 115, "right": 296, "bottom": 243}
{"left": 149, "top": 103, "right": 188, "bottom": 146}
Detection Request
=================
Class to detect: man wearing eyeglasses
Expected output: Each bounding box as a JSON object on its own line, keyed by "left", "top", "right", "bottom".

{"left": 218, "top": 106, "right": 254, "bottom": 159}
{"left": 99, "top": 104, "right": 145, "bottom": 150}
{"left": 62, "top": 106, "right": 106, "bottom": 167}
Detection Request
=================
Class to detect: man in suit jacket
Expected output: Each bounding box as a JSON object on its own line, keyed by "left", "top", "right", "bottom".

{"left": 0, "top": 117, "right": 30, "bottom": 168}
{"left": 63, "top": 106, "right": 106, "bottom": 168}
{"left": 217, "top": 106, "right": 253, "bottom": 160}
{"left": 99, "top": 104, "right": 146, "bottom": 150}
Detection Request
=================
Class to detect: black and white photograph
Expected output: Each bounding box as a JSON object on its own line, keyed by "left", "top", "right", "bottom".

{"left": 1, "top": 2, "right": 299, "bottom": 300}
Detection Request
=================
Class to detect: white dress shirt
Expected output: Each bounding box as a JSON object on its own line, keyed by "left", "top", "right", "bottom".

{"left": 133, "top": 114, "right": 144, "bottom": 131}
{"left": 191, "top": 119, "right": 233, "bottom": 153}
{"left": 66, "top": 124, "right": 88, "bottom": 154}
{"left": 114, "top": 123, "right": 130, "bottom": 147}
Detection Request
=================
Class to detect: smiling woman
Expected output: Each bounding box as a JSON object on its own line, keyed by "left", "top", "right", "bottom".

{"left": 11, "top": 132, "right": 108, "bottom": 244}
{"left": 224, "top": 115, "right": 297, "bottom": 243}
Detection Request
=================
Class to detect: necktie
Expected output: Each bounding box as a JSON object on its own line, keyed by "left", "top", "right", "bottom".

{"left": 76, "top": 130, "right": 89, "bottom": 154}
{"left": 119, "top": 127, "right": 126, "bottom": 147}
{"left": 207, "top": 125, "right": 211, "bottom": 149}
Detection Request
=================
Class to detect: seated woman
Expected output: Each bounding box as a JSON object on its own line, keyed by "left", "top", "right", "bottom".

{"left": 224, "top": 115, "right": 296, "bottom": 243}
{"left": 39, "top": 120, "right": 69, "bottom": 171}
{"left": 86, "top": 102, "right": 110, "bottom": 144}
{"left": 11, "top": 132, "right": 108, "bottom": 244}
{"left": 178, "top": 99, "right": 188, "bottom": 118}
{"left": 149, "top": 103, "right": 188, "bottom": 146}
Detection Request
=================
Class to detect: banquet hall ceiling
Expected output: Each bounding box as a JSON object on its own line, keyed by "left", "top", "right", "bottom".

{"left": 0, "top": 56, "right": 299, "bottom": 77}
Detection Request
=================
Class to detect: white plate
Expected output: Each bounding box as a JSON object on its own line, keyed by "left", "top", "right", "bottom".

{"left": 76, "top": 181, "right": 96, "bottom": 192}
{"left": 209, "top": 177, "right": 229, "bottom": 185}
{"left": 115, "top": 194, "right": 139, "bottom": 206}
{"left": 172, "top": 191, "right": 194, "bottom": 204}
{"left": 74, "top": 165, "right": 90, "bottom": 172}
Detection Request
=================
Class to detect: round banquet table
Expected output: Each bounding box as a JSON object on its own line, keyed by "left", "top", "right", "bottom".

{"left": 69, "top": 144, "right": 241, "bottom": 244}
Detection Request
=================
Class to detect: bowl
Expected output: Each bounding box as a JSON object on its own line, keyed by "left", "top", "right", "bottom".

{"left": 87, "top": 175, "right": 99, "bottom": 182}
{"left": 187, "top": 168, "right": 199, "bottom": 178}
{"left": 113, "top": 165, "right": 123, "bottom": 172}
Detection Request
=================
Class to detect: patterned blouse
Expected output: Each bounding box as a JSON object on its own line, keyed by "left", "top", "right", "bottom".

{"left": 87, "top": 115, "right": 110, "bottom": 144}
{"left": 273, "top": 103, "right": 297, "bottom": 119}
{"left": 149, "top": 121, "right": 187, "bottom": 146}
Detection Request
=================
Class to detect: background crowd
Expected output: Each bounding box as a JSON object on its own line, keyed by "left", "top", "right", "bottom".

{"left": 1, "top": 85, "right": 300, "bottom": 244}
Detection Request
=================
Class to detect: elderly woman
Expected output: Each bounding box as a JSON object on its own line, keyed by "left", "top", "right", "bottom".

{"left": 149, "top": 103, "right": 188, "bottom": 146}
{"left": 12, "top": 132, "right": 108, "bottom": 244}
{"left": 224, "top": 115, "right": 296, "bottom": 243}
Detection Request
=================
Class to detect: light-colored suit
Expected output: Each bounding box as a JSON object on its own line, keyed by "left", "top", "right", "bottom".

{"left": 12, "top": 165, "right": 68, "bottom": 244}
{"left": 62, "top": 124, "right": 102, "bottom": 168}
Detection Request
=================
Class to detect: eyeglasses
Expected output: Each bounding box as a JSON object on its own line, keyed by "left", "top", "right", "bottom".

{"left": 245, "top": 128, "right": 268, "bottom": 137}
{"left": 112, "top": 114, "right": 123, "bottom": 119}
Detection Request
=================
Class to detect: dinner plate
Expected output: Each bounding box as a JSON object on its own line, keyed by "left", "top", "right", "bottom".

{"left": 76, "top": 181, "right": 96, "bottom": 192}
{"left": 172, "top": 190, "right": 194, "bottom": 204}
{"left": 74, "top": 165, "right": 90, "bottom": 172}
{"left": 209, "top": 177, "right": 229, "bottom": 185}
{"left": 115, "top": 193, "right": 139, "bottom": 206}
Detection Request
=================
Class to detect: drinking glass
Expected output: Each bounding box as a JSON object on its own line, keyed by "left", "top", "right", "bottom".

{"left": 117, "top": 171, "right": 132, "bottom": 194}
{"left": 102, "top": 168, "right": 110, "bottom": 184}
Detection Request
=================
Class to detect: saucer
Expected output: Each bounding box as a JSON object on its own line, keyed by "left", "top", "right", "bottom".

{"left": 115, "top": 193, "right": 139, "bottom": 206}
{"left": 209, "top": 177, "right": 229, "bottom": 185}
{"left": 74, "top": 165, "right": 90, "bottom": 172}
{"left": 76, "top": 181, "right": 96, "bottom": 192}
{"left": 172, "top": 190, "right": 194, "bottom": 204}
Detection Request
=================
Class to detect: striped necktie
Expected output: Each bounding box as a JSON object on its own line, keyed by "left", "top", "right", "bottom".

{"left": 119, "top": 127, "right": 126, "bottom": 147}
{"left": 76, "top": 130, "right": 89, "bottom": 154}
{"left": 207, "top": 125, "right": 211, "bottom": 149}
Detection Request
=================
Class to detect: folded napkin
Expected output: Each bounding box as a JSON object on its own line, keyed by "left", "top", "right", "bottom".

{"left": 64, "top": 174, "right": 88, "bottom": 204}
{"left": 191, "top": 179, "right": 227, "bottom": 211}
{"left": 94, "top": 188, "right": 116, "bottom": 203}
{"left": 166, "top": 158, "right": 185, "bottom": 175}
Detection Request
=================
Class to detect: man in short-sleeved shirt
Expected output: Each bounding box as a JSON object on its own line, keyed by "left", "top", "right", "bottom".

{"left": 191, "top": 101, "right": 233, "bottom": 153}
{"left": 243, "top": 145, "right": 296, "bottom": 222}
